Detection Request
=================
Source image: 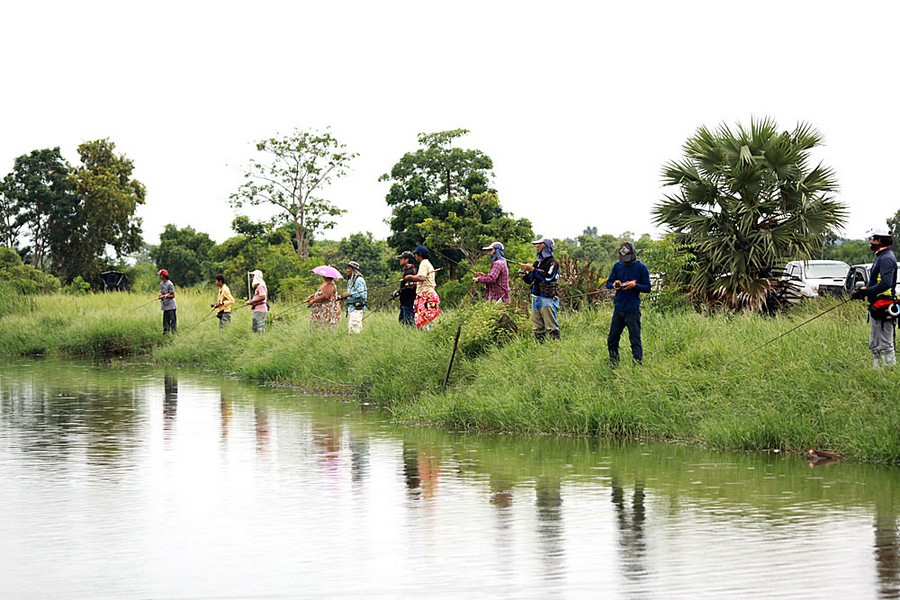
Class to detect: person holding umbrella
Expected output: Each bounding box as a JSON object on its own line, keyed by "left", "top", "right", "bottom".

{"left": 307, "top": 265, "right": 343, "bottom": 328}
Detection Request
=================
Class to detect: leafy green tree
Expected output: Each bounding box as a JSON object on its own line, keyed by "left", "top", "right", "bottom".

{"left": 0, "top": 246, "right": 60, "bottom": 295}
{"left": 381, "top": 130, "right": 532, "bottom": 277}
{"left": 0, "top": 177, "right": 23, "bottom": 249}
{"left": 150, "top": 225, "right": 216, "bottom": 286}
{"left": 335, "top": 232, "right": 394, "bottom": 284}
{"left": 62, "top": 139, "right": 146, "bottom": 283}
{"left": 821, "top": 237, "right": 871, "bottom": 266}
{"left": 0, "top": 148, "right": 76, "bottom": 269}
{"left": 652, "top": 117, "right": 847, "bottom": 310}
{"left": 381, "top": 130, "right": 492, "bottom": 245}
{"left": 230, "top": 127, "right": 356, "bottom": 260}
{"left": 887, "top": 208, "right": 900, "bottom": 238}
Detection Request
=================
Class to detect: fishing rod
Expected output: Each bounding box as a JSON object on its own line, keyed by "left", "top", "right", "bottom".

{"left": 183, "top": 307, "right": 219, "bottom": 334}
{"left": 126, "top": 297, "right": 159, "bottom": 314}
{"left": 731, "top": 295, "right": 857, "bottom": 364}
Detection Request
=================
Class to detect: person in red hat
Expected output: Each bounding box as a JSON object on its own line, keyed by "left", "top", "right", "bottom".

{"left": 157, "top": 269, "right": 177, "bottom": 334}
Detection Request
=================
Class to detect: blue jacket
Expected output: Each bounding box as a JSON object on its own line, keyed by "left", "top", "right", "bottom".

{"left": 867, "top": 247, "right": 897, "bottom": 301}
{"left": 605, "top": 260, "right": 651, "bottom": 313}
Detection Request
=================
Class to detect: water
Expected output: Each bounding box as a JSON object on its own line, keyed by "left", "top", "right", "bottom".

{"left": 0, "top": 358, "right": 897, "bottom": 599}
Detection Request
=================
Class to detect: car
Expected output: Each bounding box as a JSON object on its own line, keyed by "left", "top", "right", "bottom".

{"left": 844, "top": 263, "right": 900, "bottom": 296}
{"left": 783, "top": 259, "right": 850, "bottom": 297}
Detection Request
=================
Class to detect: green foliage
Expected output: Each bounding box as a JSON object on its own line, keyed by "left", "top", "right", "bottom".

{"left": 63, "top": 276, "right": 92, "bottom": 295}
{"left": 653, "top": 117, "right": 847, "bottom": 311}
{"left": 432, "top": 302, "right": 526, "bottom": 358}
{"left": 640, "top": 235, "right": 695, "bottom": 313}
{"left": 0, "top": 147, "right": 75, "bottom": 270}
{"left": 0, "top": 246, "right": 61, "bottom": 294}
{"left": 887, "top": 208, "right": 900, "bottom": 238}
{"left": 150, "top": 224, "right": 216, "bottom": 286}
{"left": 381, "top": 129, "right": 533, "bottom": 279}
{"left": 438, "top": 278, "right": 475, "bottom": 309}
{"left": 230, "top": 127, "right": 356, "bottom": 260}
{"left": 63, "top": 139, "right": 146, "bottom": 284}
{"left": 821, "top": 237, "right": 871, "bottom": 266}
{"left": 0, "top": 279, "right": 35, "bottom": 317}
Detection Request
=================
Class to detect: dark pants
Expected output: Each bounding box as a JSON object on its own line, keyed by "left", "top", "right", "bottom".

{"left": 399, "top": 305, "right": 415, "bottom": 326}
{"left": 163, "top": 309, "right": 177, "bottom": 335}
{"left": 608, "top": 309, "right": 642, "bottom": 365}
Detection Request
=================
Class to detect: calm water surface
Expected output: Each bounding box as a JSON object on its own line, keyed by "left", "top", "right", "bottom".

{"left": 0, "top": 358, "right": 897, "bottom": 599}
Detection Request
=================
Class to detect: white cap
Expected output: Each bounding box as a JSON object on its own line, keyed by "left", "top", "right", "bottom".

{"left": 866, "top": 225, "right": 892, "bottom": 238}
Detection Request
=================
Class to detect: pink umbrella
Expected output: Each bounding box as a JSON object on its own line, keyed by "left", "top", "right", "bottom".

{"left": 312, "top": 265, "right": 343, "bottom": 279}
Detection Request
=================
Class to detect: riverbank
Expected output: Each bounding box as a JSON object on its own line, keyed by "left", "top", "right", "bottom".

{"left": 1, "top": 290, "right": 897, "bottom": 464}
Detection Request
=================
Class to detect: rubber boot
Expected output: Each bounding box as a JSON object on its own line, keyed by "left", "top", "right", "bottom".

{"left": 549, "top": 330, "right": 560, "bottom": 341}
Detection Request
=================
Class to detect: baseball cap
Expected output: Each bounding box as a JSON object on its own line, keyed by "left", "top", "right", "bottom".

{"left": 866, "top": 225, "right": 892, "bottom": 238}
{"left": 397, "top": 251, "right": 415, "bottom": 260}
{"left": 482, "top": 241, "right": 504, "bottom": 251}
{"left": 157, "top": 269, "right": 168, "bottom": 277}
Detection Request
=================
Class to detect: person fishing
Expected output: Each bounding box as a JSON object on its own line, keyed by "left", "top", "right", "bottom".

{"left": 393, "top": 251, "right": 417, "bottom": 326}
{"left": 605, "top": 241, "right": 651, "bottom": 365}
{"left": 211, "top": 274, "right": 234, "bottom": 328}
{"left": 157, "top": 268, "right": 177, "bottom": 335}
{"left": 246, "top": 269, "right": 268, "bottom": 334}
{"left": 519, "top": 237, "right": 560, "bottom": 341}
{"left": 852, "top": 226, "right": 897, "bottom": 368}
{"left": 340, "top": 261, "right": 367, "bottom": 334}
{"left": 474, "top": 241, "right": 510, "bottom": 303}
{"left": 307, "top": 267, "right": 342, "bottom": 329}
{"left": 403, "top": 245, "right": 440, "bottom": 330}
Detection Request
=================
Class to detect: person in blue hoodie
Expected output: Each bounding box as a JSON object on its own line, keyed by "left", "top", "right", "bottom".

{"left": 605, "top": 241, "right": 651, "bottom": 365}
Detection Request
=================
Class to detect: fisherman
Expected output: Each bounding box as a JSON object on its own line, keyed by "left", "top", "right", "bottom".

{"left": 403, "top": 245, "right": 440, "bottom": 330}
{"left": 852, "top": 225, "right": 897, "bottom": 368}
{"left": 474, "top": 241, "right": 510, "bottom": 303}
{"left": 211, "top": 274, "right": 234, "bottom": 328}
{"left": 246, "top": 269, "right": 268, "bottom": 334}
{"left": 519, "top": 237, "right": 560, "bottom": 341}
{"left": 605, "top": 241, "right": 651, "bottom": 365}
{"left": 340, "top": 261, "right": 368, "bottom": 334}
{"left": 392, "top": 251, "right": 417, "bottom": 326}
{"left": 157, "top": 268, "right": 177, "bottom": 334}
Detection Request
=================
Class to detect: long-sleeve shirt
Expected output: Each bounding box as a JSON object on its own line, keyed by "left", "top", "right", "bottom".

{"left": 250, "top": 282, "right": 268, "bottom": 313}
{"left": 345, "top": 276, "right": 368, "bottom": 313}
{"left": 475, "top": 259, "right": 510, "bottom": 302}
{"left": 867, "top": 247, "right": 897, "bottom": 300}
{"left": 216, "top": 284, "right": 234, "bottom": 314}
{"left": 523, "top": 256, "right": 559, "bottom": 298}
{"left": 605, "top": 260, "right": 651, "bottom": 313}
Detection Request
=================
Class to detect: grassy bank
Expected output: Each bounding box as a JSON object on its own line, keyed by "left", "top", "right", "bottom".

{"left": 1, "top": 290, "right": 897, "bottom": 464}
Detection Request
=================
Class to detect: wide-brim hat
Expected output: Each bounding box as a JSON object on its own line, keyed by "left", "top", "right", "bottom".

{"left": 347, "top": 260, "right": 362, "bottom": 271}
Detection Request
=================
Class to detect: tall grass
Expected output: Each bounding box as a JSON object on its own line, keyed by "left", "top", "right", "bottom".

{"left": 1, "top": 290, "right": 897, "bottom": 463}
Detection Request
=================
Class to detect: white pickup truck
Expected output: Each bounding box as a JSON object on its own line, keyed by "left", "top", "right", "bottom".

{"left": 783, "top": 260, "right": 850, "bottom": 298}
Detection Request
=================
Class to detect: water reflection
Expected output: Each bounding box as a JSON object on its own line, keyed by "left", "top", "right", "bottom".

{"left": 1, "top": 358, "right": 899, "bottom": 600}
{"left": 875, "top": 493, "right": 900, "bottom": 599}
{"left": 611, "top": 476, "right": 648, "bottom": 586}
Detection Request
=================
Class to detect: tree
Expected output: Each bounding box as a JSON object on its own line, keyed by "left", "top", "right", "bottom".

{"left": 887, "top": 208, "right": 900, "bottom": 238}
{"left": 0, "top": 178, "right": 23, "bottom": 249}
{"left": 62, "top": 139, "right": 146, "bottom": 283}
{"left": 0, "top": 148, "right": 76, "bottom": 268}
{"left": 230, "top": 127, "right": 356, "bottom": 260}
{"left": 652, "top": 118, "right": 847, "bottom": 310}
{"left": 381, "top": 129, "right": 515, "bottom": 277}
{"left": 150, "top": 225, "right": 216, "bottom": 287}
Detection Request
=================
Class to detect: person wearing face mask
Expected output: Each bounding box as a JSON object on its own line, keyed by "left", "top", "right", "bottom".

{"left": 519, "top": 237, "right": 560, "bottom": 341}
{"left": 604, "top": 241, "right": 651, "bottom": 366}
{"left": 852, "top": 226, "right": 897, "bottom": 368}
{"left": 474, "top": 241, "right": 510, "bottom": 303}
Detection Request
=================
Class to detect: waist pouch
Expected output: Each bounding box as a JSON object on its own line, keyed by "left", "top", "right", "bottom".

{"left": 539, "top": 281, "right": 559, "bottom": 299}
{"left": 869, "top": 298, "right": 900, "bottom": 320}
{"left": 351, "top": 302, "right": 367, "bottom": 309}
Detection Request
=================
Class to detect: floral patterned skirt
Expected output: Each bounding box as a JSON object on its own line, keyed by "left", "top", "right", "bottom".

{"left": 310, "top": 298, "right": 341, "bottom": 327}
{"left": 414, "top": 291, "right": 441, "bottom": 330}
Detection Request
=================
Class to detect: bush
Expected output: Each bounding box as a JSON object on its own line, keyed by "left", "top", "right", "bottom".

{"left": 0, "top": 247, "right": 61, "bottom": 294}
{"left": 63, "top": 276, "right": 92, "bottom": 295}
{"left": 433, "top": 301, "right": 527, "bottom": 358}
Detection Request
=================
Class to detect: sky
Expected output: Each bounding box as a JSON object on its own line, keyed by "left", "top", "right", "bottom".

{"left": 2, "top": 1, "right": 897, "bottom": 247}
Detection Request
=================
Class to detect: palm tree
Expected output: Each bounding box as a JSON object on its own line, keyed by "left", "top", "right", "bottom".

{"left": 652, "top": 117, "right": 847, "bottom": 310}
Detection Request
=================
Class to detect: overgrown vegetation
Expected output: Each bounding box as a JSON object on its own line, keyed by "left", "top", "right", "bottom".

{"left": 0, "top": 290, "right": 897, "bottom": 465}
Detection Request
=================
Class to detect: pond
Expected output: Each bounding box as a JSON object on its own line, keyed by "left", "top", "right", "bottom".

{"left": 0, "top": 358, "right": 897, "bottom": 599}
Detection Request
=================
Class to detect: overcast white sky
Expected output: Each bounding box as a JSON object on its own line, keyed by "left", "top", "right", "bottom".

{"left": 2, "top": 1, "right": 897, "bottom": 246}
